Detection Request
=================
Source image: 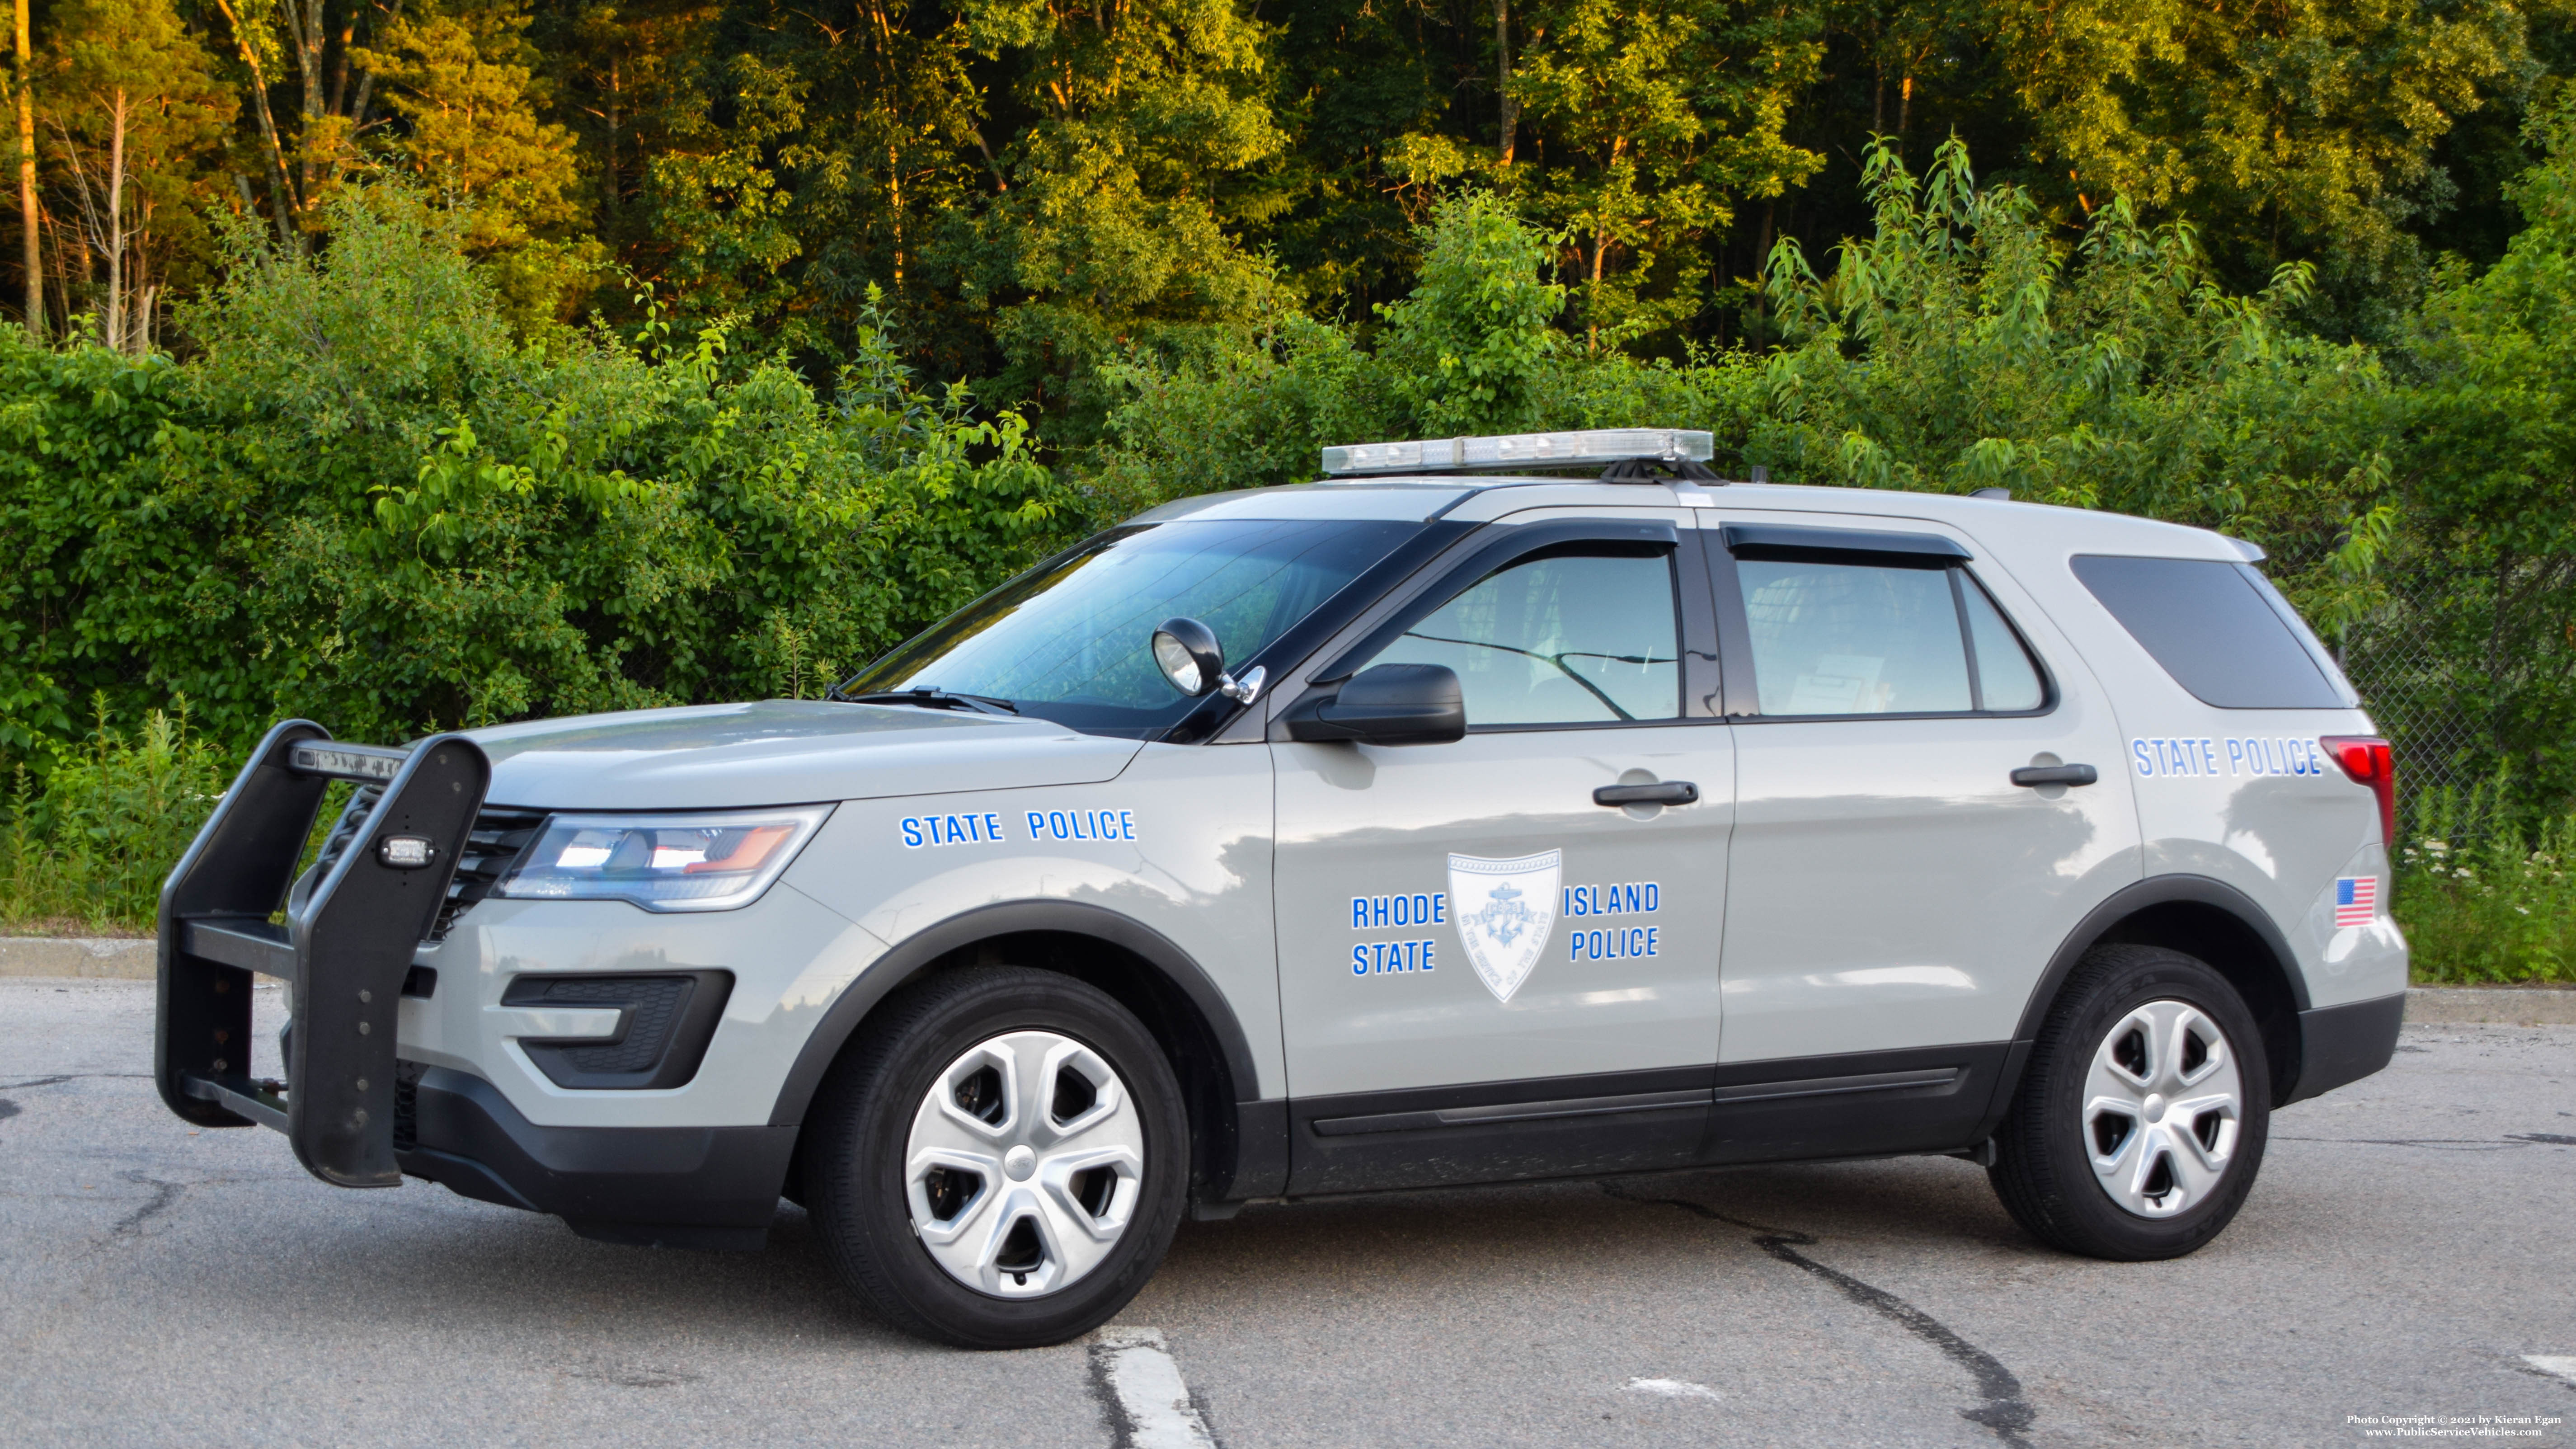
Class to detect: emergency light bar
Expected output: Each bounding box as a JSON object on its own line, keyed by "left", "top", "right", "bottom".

{"left": 1320, "top": 428, "right": 1715, "bottom": 477}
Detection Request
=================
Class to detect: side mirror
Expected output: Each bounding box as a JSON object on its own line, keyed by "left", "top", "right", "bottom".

{"left": 1283, "top": 663, "right": 1466, "bottom": 746}
{"left": 1151, "top": 617, "right": 1264, "bottom": 704}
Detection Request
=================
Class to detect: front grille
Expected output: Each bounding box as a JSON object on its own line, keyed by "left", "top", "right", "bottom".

{"left": 428, "top": 807, "right": 548, "bottom": 940}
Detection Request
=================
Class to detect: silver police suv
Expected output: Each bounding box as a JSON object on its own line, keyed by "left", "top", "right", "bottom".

{"left": 155, "top": 428, "right": 2407, "bottom": 1348}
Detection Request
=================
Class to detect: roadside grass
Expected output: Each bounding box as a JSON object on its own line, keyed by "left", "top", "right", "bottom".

{"left": 3, "top": 707, "right": 2568, "bottom": 986}
{"left": 2394, "top": 781, "right": 2576, "bottom": 984}
{"left": 0, "top": 701, "right": 229, "bottom": 936}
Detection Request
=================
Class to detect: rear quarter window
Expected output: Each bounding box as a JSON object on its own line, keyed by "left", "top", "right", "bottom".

{"left": 2070, "top": 555, "right": 2349, "bottom": 709}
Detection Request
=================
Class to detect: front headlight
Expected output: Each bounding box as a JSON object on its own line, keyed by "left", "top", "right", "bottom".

{"left": 494, "top": 804, "right": 834, "bottom": 912}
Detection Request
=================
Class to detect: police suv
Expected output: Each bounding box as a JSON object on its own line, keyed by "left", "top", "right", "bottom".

{"left": 154, "top": 428, "right": 2407, "bottom": 1349}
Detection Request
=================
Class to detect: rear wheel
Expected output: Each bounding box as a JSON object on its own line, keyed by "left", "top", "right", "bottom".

{"left": 1988, "top": 944, "right": 2270, "bottom": 1260}
{"left": 802, "top": 966, "right": 1188, "bottom": 1348}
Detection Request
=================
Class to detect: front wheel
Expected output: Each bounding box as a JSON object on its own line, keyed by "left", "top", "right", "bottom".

{"left": 1987, "top": 944, "right": 2270, "bottom": 1261}
{"left": 802, "top": 966, "right": 1189, "bottom": 1348}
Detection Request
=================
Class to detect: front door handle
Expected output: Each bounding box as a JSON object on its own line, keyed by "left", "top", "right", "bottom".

{"left": 2010, "top": 764, "right": 2098, "bottom": 787}
{"left": 1594, "top": 781, "right": 1699, "bottom": 807}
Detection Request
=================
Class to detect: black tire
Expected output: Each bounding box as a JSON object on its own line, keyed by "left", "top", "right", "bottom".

{"left": 1988, "top": 944, "right": 2271, "bottom": 1261}
{"left": 801, "top": 965, "right": 1189, "bottom": 1349}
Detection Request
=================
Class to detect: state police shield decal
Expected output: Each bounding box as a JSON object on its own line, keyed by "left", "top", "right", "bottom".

{"left": 1448, "top": 850, "right": 1561, "bottom": 1003}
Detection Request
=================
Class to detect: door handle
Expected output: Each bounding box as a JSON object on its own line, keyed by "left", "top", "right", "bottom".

{"left": 1594, "top": 781, "right": 1699, "bottom": 807}
{"left": 2010, "top": 764, "right": 2098, "bottom": 787}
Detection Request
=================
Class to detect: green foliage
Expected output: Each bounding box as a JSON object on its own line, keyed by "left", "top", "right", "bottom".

{"left": 0, "top": 184, "right": 1087, "bottom": 769}
{"left": 2396, "top": 779, "right": 2576, "bottom": 983}
{"left": 0, "top": 701, "right": 227, "bottom": 933}
{"left": 2392, "top": 96, "right": 2576, "bottom": 804}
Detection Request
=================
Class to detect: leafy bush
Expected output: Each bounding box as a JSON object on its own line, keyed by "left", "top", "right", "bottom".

{"left": 0, "top": 701, "right": 227, "bottom": 933}
{"left": 0, "top": 186, "right": 1090, "bottom": 772}
{"left": 2395, "top": 780, "right": 2576, "bottom": 984}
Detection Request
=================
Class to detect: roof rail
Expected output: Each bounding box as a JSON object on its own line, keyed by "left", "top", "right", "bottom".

{"left": 1320, "top": 428, "right": 1715, "bottom": 479}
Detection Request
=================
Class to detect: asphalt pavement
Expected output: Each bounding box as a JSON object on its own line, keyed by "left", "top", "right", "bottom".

{"left": 2, "top": 978, "right": 2570, "bottom": 1448}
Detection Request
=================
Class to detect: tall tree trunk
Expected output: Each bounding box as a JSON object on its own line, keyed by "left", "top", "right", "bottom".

{"left": 13, "top": 0, "right": 34, "bottom": 337}
{"left": 1494, "top": 0, "right": 1516, "bottom": 164}
{"left": 104, "top": 90, "right": 126, "bottom": 354}
{"left": 213, "top": 0, "right": 301, "bottom": 246}
{"left": 1588, "top": 230, "right": 1608, "bottom": 354}
{"left": 283, "top": 0, "right": 327, "bottom": 198}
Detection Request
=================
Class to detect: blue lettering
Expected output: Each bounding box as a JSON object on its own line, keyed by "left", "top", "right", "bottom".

{"left": 900, "top": 818, "right": 923, "bottom": 848}
{"left": 1433, "top": 894, "right": 1446, "bottom": 924}
{"left": 1352, "top": 946, "right": 1367, "bottom": 977}
{"left": 1646, "top": 926, "right": 1659, "bottom": 955}
{"left": 1119, "top": 809, "right": 1136, "bottom": 839}
{"left": 1351, "top": 899, "right": 1367, "bottom": 930}
{"left": 2226, "top": 738, "right": 2245, "bottom": 775}
{"left": 1424, "top": 941, "right": 1435, "bottom": 970}
{"left": 986, "top": 813, "right": 1004, "bottom": 841}
{"left": 1644, "top": 883, "right": 1659, "bottom": 912}
{"left": 2132, "top": 739, "right": 2156, "bottom": 776}
{"left": 2306, "top": 740, "right": 2324, "bottom": 775}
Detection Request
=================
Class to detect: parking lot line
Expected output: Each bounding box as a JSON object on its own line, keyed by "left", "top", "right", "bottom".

{"left": 1091, "top": 1326, "right": 1218, "bottom": 1448}
{"left": 2524, "top": 1355, "right": 2576, "bottom": 1386}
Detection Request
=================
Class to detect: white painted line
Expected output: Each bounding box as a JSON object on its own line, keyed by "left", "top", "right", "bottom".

{"left": 1625, "top": 1376, "right": 1725, "bottom": 1402}
{"left": 1094, "top": 1327, "right": 1217, "bottom": 1449}
{"left": 2525, "top": 1355, "right": 2576, "bottom": 1385}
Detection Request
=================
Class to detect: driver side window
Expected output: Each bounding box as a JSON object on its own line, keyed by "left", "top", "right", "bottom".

{"left": 1366, "top": 546, "right": 1681, "bottom": 726}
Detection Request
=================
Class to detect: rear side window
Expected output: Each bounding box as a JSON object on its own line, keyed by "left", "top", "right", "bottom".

{"left": 1735, "top": 557, "right": 2047, "bottom": 717}
{"left": 2071, "top": 556, "right": 2346, "bottom": 709}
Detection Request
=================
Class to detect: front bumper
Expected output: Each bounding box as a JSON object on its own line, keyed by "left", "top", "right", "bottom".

{"left": 399, "top": 1065, "right": 793, "bottom": 1249}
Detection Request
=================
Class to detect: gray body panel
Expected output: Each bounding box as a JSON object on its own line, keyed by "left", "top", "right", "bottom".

{"left": 1272, "top": 725, "right": 1733, "bottom": 1096}
{"left": 1707, "top": 507, "right": 2144, "bottom": 1062}
{"left": 472, "top": 699, "right": 1142, "bottom": 809}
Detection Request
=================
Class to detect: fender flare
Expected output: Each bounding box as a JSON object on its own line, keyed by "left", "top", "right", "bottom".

{"left": 1975, "top": 874, "right": 2310, "bottom": 1133}
{"left": 765, "top": 899, "right": 1265, "bottom": 1132}
{"left": 2011, "top": 873, "right": 2309, "bottom": 1044}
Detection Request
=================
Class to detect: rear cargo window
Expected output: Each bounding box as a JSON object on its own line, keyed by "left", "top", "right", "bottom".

{"left": 2070, "top": 555, "right": 2347, "bottom": 709}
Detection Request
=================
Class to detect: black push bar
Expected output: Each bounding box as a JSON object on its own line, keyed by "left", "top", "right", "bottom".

{"left": 155, "top": 720, "right": 490, "bottom": 1187}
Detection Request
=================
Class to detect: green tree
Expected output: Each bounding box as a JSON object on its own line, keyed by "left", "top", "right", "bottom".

{"left": 1508, "top": 0, "right": 1820, "bottom": 351}
{"left": 1988, "top": 0, "right": 2534, "bottom": 316}
{"left": 2401, "top": 96, "right": 2576, "bottom": 799}
{"left": 38, "top": 0, "right": 233, "bottom": 352}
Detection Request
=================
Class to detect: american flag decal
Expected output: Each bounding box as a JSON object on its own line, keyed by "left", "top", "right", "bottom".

{"left": 2334, "top": 876, "right": 2379, "bottom": 928}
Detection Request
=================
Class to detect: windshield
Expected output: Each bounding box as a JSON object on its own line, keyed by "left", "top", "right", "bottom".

{"left": 842, "top": 517, "right": 1422, "bottom": 736}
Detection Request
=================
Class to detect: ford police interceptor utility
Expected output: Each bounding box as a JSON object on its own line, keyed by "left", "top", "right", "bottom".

{"left": 154, "top": 428, "right": 2407, "bottom": 1349}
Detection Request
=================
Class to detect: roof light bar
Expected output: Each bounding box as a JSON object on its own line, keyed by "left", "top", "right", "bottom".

{"left": 1321, "top": 428, "right": 1715, "bottom": 477}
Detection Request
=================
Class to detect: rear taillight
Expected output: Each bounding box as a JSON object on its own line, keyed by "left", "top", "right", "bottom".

{"left": 2321, "top": 736, "right": 2396, "bottom": 845}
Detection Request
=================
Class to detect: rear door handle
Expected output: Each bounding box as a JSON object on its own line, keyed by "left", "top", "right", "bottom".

{"left": 2010, "top": 764, "right": 2098, "bottom": 787}
{"left": 1594, "top": 781, "right": 1699, "bottom": 806}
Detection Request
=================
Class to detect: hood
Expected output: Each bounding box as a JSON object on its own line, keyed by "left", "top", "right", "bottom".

{"left": 466, "top": 700, "right": 1145, "bottom": 810}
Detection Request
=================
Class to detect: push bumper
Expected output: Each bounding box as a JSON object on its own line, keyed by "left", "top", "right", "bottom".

{"left": 2283, "top": 992, "right": 2407, "bottom": 1105}
{"left": 155, "top": 720, "right": 490, "bottom": 1187}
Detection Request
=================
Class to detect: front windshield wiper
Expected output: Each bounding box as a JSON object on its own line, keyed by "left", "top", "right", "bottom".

{"left": 835, "top": 686, "right": 1020, "bottom": 717}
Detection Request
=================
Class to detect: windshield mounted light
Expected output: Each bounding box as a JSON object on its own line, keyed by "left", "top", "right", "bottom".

{"left": 1320, "top": 428, "right": 1715, "bottom": 478}
{"left": 495, "top": 804, "right": 833, "bottom": 913}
